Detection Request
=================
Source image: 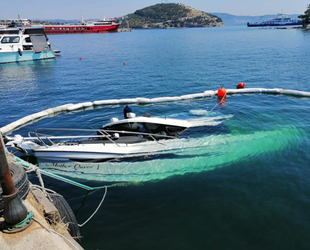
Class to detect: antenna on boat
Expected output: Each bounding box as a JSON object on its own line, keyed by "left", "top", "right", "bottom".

{"left": 81, "top": 13, "right": 84, "bottom": 23}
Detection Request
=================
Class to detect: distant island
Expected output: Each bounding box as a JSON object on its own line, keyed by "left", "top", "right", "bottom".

{"left": 25, "top": 3, "right": 302, "bottom": 28}
{"left": 212, "top": 13, "right": 302, "bottom": 26}
{"left": 118, "top": 3, "right": 224, "bottom": 29}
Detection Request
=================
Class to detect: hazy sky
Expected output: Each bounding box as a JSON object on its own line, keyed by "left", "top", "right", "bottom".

{"left": 2, "top": 0, "right": 309, "bottom": 20}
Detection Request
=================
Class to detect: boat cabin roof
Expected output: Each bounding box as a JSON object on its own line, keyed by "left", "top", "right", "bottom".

{"left": 103, "top": 116, "right": 191, "bottom": 129}
{"left": 0, "top": 26, "right": 45, "bottom": 35}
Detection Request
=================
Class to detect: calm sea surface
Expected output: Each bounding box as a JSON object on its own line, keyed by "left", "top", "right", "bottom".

{"left": 1, "top": 26, "right": 310, "bottom": 249}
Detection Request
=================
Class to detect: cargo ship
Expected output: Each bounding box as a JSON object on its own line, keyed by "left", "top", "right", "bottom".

{"left": 43, "top": 16, "right": 120, "bottom": 34}
{"left": 1, "top": 15, "right": 120, "bottom": 34}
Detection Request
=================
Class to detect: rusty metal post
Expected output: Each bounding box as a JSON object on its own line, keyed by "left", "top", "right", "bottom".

{"left": 0, "top": 132, "right": 28, "bottom": 225}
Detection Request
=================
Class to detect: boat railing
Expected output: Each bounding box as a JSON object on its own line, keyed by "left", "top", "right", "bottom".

{"left": 96, "top": 129, "right": 116, "bottom": 145}
{"left": 26, "top": 128, "right": 176, "bottom": 147}
{"left": 100, "top": 129, "right": 176, "bottom": 145}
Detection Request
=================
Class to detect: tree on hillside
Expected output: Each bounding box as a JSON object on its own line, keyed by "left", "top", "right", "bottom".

{"left": 298, "top": 4, "right": 310, "bottom": 27}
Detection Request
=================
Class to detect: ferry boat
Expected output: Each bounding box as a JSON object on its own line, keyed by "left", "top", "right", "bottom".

{"left": 247, "top": 13, "right": 302, "bottom": 27}
{"left": 0, "top": 26, "right": 56, "bottom": 64}
{"left": 43, "top": 15, "right": 120, "bottom": 34}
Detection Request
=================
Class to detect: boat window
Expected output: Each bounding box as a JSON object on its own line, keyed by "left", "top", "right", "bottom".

{"left": 29, "top": 35, "right": 48, "bottom": 51}
{"left": 1, "top": 36, "right": 20, "bottom": 43}
{"left": 105, "top": 122, "right": 145, "bottom": 132}
{"left": 0, "top": 30, "right": 19, "bottom": 35}
{"left": 144, "top": 123, "right": 160, "bottom": 131}
{"left": 143, "top": 123, "right": 170, "bottom": 134}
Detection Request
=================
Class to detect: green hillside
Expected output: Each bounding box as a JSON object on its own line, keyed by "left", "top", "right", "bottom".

{"left": 119, "top": 3, "right": 224, "bottom": 29}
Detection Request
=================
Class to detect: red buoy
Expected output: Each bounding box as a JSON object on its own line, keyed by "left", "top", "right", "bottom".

{"left": 123, "top": 62, "right": 126, "bottom": 66}
{"left": 80, "top": 57, "right": 82, "bottom": 60}
{"left": 237, "top": 82, "right": 245, "bottom": 89}
{"left": 217, "top": 85, "right": 227, "bottom": 98}
{"left": 217, "top": 85, "right": 227, "bottom": 105}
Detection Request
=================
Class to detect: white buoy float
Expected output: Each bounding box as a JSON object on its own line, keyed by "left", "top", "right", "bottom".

{"left": 2, "top": 87, "right": 310, "bottom": 135}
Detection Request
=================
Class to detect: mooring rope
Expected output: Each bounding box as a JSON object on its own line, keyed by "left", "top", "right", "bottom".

{"left": 7, "top": 153, "right": 109, "bottom": 229}
{"left": 210, "top": 94, "right": 226, "bottom": 111}
{"left": 77, "top": 186, "right": 107, "bottom": 227}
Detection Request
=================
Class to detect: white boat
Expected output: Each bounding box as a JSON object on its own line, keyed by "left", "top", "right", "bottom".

{"left": 247, "top": 13, "right": 302, "bottom": 27}
{"left": 0, "top": 26, "right": 56, "bottom": 64}
{"left": 5, "top": 109, "right": 230, "bottom": 162}
{"left": 5, "top": 124, "right": 183, "bottom": 162}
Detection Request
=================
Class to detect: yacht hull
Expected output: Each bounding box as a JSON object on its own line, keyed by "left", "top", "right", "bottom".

{"left": 0, "top": 50, "right": 55, "bottom": 64}
{"left": 32, "top": 141, "right": 165, "bottom": 162}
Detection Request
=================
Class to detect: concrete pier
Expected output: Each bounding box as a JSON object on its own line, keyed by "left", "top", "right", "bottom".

{"left": 0, "top": 192, "right": 83, "bottom": 250}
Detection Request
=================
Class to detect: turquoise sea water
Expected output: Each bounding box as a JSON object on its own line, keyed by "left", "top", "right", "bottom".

{"left": 1, "top": 26, "right": 310, "bottom": 249}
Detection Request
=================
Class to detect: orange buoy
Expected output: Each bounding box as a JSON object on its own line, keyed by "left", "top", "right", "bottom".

{"left": 217, "top": 85, "right": 227, "bottom": 98}
{"left": 217, "top": 85, "right": 227, "bottom": 105}
{"left": 237, "top": 82, "right": 245, "bottom": 89}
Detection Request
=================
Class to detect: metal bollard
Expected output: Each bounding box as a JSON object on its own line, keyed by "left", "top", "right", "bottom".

{"left": 0, "top": 132, "right": 28, "bottom": 226}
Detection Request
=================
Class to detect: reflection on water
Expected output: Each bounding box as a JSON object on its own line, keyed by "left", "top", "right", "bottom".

{"left": 0, "top": 60, "right": 56, "bottom": 122}
{"left": 0, "top": 59, "right": 55, "bottom": 84}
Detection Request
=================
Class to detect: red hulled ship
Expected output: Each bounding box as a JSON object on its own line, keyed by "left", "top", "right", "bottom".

{"left": 43, "top": 16, "right": 119, "bottom": 34}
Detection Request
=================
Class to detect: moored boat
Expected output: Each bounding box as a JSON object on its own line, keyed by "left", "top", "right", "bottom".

{"left": 4, "top": 112, "right": 195, "bottom": 162}
{"left": 4, "top": 105, "right": 230, "bottom": 163}
{"left": 0, "top": 26, "right": 56, "bottom": 64}
{"left": 247, "top": 13, "right": 302, "bottom": 27}
{"left": 5, "top": 128, "right": 177, "bottom": 162}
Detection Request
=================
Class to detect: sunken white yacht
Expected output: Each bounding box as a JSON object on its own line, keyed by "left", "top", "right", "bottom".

{"left": 5, "top": 126, "right": 182, "bottom": 162}
{"left": 5, "top": 105, "right": 229, "bottom": 162}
